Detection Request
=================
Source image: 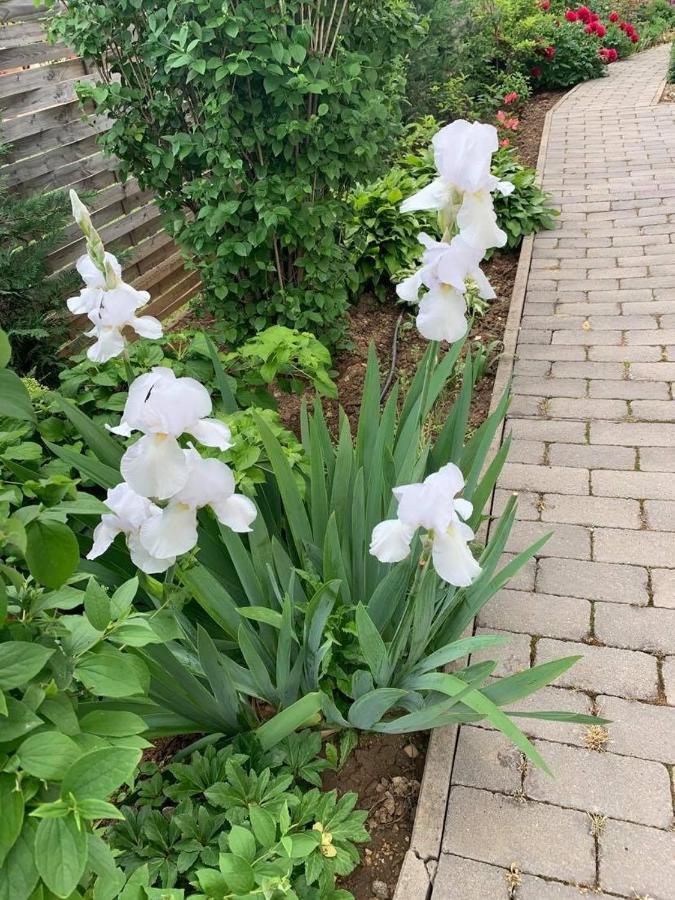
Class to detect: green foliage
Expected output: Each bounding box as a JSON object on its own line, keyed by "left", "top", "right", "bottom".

{"left": 632, "top": 0, "right": 675, "bottom": 47}
{"left": 51, "top": 0, "right": 420, "bottom": 345}
{"left": 0, "top": 132, "right": 76, "bottom": 382}
{"left": 490, "top": 148, "right": 559, "bottom": 253}
{"left": 670, "top": 38, "right": 675, "bottom": 83}
{"left": 0, "top": 569, "right": 161, "bottom": 900}
{"left": 107, "top": 738, "right": 366, "bottom": 897}
{"left": 532, "top": 19, "right": 606, "bottom": 90}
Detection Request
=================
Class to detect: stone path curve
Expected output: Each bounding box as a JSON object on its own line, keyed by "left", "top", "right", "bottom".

{"left": 433, "top": 44, "right": 675, "bottom": 900}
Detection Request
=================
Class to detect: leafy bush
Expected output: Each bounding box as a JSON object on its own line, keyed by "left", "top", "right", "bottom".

{"left": 632, "top": 0, "right": 675, "bottom": 46}
{"left": 51, "top": 0, "right": 419, "bottom": 345}
{"left": 531, "top": 16, "right": 607, "bottom": 88}
{"left": 108, "top": 738, "right": 367, "bottom": 896}
{"left": 670, "top": 39, "right": 675, "bottom": 82}
{"left": 490, "top": 148, "right": 559, "bottom": 252}
{"left": 0, "top": 132, "right": 76, "bottom": 381}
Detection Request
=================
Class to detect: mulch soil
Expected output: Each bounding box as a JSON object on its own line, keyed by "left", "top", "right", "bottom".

{"left": 166, "top": 89, "right": 562, "bottom": 899}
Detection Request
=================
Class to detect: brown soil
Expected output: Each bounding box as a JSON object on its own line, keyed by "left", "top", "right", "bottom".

{"left": 661, "top": 82, "right": 675, "bottom": 103}
{"left": 322, "top": 733, "right": 427, "bottom": 900}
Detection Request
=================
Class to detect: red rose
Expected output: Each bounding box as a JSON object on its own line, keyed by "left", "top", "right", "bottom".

{"left": 609, "top": 48, "right": 618, "bottom": 61}
{"left": 544, "top": 45, "right": 557, "bottom": 59}
{"left": 585, "top": 23, "right": 593, "bottom": 33}
{"left": 594, "top": 23, "right": 606, "bottom": 36}
{"left": 631, "top": 33, "right": 638, "bottom": 42}
{"left": 609, "top": 11, "right": 619, "bottom": 21}
{"left": 565, "top": 9, "right": 578, "bottom": 21}
{"left": 577, "top": 5, "right": 591, "bottom": 22}
{"left": 540, "top": 0, "right": 551, "bottom": 9}
{"left": 531, "top": 66, "right": 542, "bottom": 78}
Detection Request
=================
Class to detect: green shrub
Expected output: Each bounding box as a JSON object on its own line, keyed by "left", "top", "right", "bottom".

{"left": 670, "top": 38, "right": 675, "bottom": 82}
{"left": 107, "top": 737, "right": 368, "bottom": 896}
{"left": 0, "top": 132, "right": 76, "bottom": 381}
{"left": 490, "top": 147, "right": 559, "bottom": 252}
{"left": 51, "top": 0, "right": 420, "bottom": 346}
{"left": 531, "top": 18, "right": 606, "bottom": 89}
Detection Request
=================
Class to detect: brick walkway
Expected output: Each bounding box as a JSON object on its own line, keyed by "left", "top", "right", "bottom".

{"left": 433, "top": 46, "right": 675, "bottom": 900}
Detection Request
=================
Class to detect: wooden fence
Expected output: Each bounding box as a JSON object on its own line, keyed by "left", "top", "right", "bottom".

{"left": 0, "top": 0, "right": 201, "bottom": 321}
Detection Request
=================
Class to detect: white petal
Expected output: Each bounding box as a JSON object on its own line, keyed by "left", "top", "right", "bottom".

{"left": 77, "top": 252, "right": 121, "bottom": 288}
{"left": 86, "top": 518, "right": 120, "bottom": 559}
{"left": 454, "top": 498, "right": 473, "bottom": 521}
{"left": 110, "top": 368, "right": 174, "bottom": 436}
{"left": 172, "top": 449, "right": 235, "bottom": 509}
{"left": 67, "top": 287, "right": 102, "bottom": 315}
{"left": 126, "top": 532, "right": 176, "bottom": 574}
{"left": 431, "top": 527, "right": 481, "bottom": 587}
{"left": 416, "top": 287, "right": 468, "bottom": 344}
{"left": 496, "top": 179, "right": 515, "bottom": 196}
{"left": 432, "top": 236, "right": 483, "bottom": 293}
{"left": 400, "top": 177, "right": 449, "bottom": 213}
{"left": 140, "top": 503, "right": 198, "bottom": 558}
{"left": 396, "top": 268, "right": 425, "bottom": 304}
{"left": 433, "top": 121, "right": 499, "bottom": 194}
{"left": 70, "top": 190, "right": 90, "bottom": 227}
{"left": 103, "top": 482, "right": 158, "bottom": 531}
{"left": 87, "top": 327, "right": 126, "bottom": 363}
{"left": 131, "top": 315, "right": 163, "bottom": 339}
{"left": 369, "top": 519, "right": 415, "bottom": 563}
{"left": 186, "top": 417, "right": 233, "bottom": 451}
{"left": 144, "top": 376, "right": 213, "bottom": 437}
{"left": 120, "top": 434, "right": 189, "bottom": 500}
{"left": 212, "top": 493, "right": 257, "bottom": 532}
{"left": 471, "top": 266, "right": 496, "bottom": 301}
{"left": 456, "top": 191, "right": 506, "bottom": 253}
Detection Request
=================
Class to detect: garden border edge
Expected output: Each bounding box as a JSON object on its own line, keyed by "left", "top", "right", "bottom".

{"left": 391, "top": 82, "right": 581, "bottom": 900}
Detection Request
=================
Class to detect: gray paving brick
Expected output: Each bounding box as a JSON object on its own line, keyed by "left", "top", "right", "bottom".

{"left": 432, "top": 856, "right": 509, "bottom": 900}
{"left": 477, "top": 686, "right": 593, "bottom": 747}
{"left": 477, "top": 589, "right": 590, "bottom": 641}
{"left": 592, "top": 422, "right": 675, "bottom": 446}
{"left": 535, "top": 638, "right": 658, "bottom": 700}
{"left": 592, "top": 469, "right": 675, "bottom": 499}
{"left": 500, "top": 463, "right": 589, "bottom": 495}
{"left": 442, "top": 787, "right": 596, "bottom": 883}
{"left": 452, "top": 728, "right": 522, "bottom": 794}
{"left": 651, "top": 568, "right": 675, "bottom": 608}
{"left": 499, "top": 553, "right": 537, "bottom": 592}
{"left": 507, "top": 419, "right": 587, "bottom": 443}
{"left": 599, "top": 819, "right": 675, "bottom": 899}
{"left": 473, "top": 628, "right": 532, "bottom": 678}
{"left": 644, "top": 499, "right": 675, "bottom": 530}
{"left": 505, "top": 521, "right": 591, "bottom": 560}
{"left": 546, "top": 398, "right": 628, "bottom": 419}
{"left": 663, "top": 656, "right": 675, "bottom": 705}
{"left": 537, "top": 558, "right": 648, "bottom": 605}
{"left": 525, "top": 741, "right": 673, "bottom": 827}
{"left": 589, "top": 378, "right": 670, "bottom": 399}
{"left": 639, "top": 446, "right": 675, "bottom": 471}
{"left": 540, "top": 494, "right": 641, "bottom": 529}
{"left": 508, "top": 440, "right": 547, "bottom": 465}
{"left": 593, "top": 527, "right": 675, "bottom": 566}
{"left": 594, "top": 601, "right": 675, "bottom": 653}
{"left": 518, "top": 876, "right": 600, "bottom": 899}
{"left": 596, "top": 695, "right": 675, "bottom": 763}
{"left": 588, "top": 345, "right": 663, "bottom": 362}
{"left": 547, "top": 443, "right": 636, "bottom": 470}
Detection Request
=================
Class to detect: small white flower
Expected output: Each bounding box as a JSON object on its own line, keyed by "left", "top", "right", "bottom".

{"left": 397, "top": 233, "right": 495, "bottom": 344}
{"left": 400, "top": 120, "right": 513, "bottom": 253}
{"left": 86, "top": 483, "right": 176, "bottom": 574}
{"left": 85, "top": 285, "right": 162, "bottom": 363}
{"left": 139, "top": 448, "right": 257, "bottom": 558}
{"left": 369, "top": 463, "right": 481, "bottom": 587}
{"left": 110, "top": 368, "right": 233, "bottom": 499}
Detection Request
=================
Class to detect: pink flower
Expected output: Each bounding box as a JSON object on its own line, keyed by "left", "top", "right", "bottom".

{"left": 594, "top": 22, "right": 606, "bottom": 37}
{"left": 585, "top": 23, "right": 593, "bottom": 33}
{"left": 577, "top": 5, "right": 592, "bottom": 23}
{"left": 609, "top": 11, "right": 619, "bottom": 21}
{"left": 500, "top": 138, "right": 510, "bottom": 148}
{"left": 496, "top": 109, "right": 506, "bottom": 122}
{"left": 565, "top": 9, "right": 578, "bottom": 21}
{"left": 504, "top": 91, "right": 519, "bottom": 104}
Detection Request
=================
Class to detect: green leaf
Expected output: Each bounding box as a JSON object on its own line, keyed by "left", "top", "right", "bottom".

{"left": 204, "top": 336, "right": 238, "bottom": 414}
{"left": 248, "top": 805, "right": 276, "bottom": 848}
{"left": 354, "top": 605, "right": 389, "bottom": 685}
{"left": 24, "top": 519, "right": 79, "bottom": 590}
{"left": 238, "top": 606, "right": 283, "bottom": 628}
{"left": 51, "top": 396, "right": 122, "bottom": 470}
{"left": 219, "top": 853, "right": 255, "bottom": 893}
{"left": 255, "top": 692, "right": 322, "bottom": 751}
{"left": 348, "top": 688, "right": 408, "bottom": 729}
{"left": 110, "top": 577, "right": 138, "bottom": 618}
{"left": 35, "top": 814, "right": 88, "bottom": 898}
{"left": 0, "top": 329, "right": 10, "bottom": 368}
{"left": 75, "top": 647, "right": 149, "bottom": 698}
{"left": 80, "top": 710, "right": 147, "bottom": 737}
{"left": 0, "top": 643, "right": 53, "bottom": 690}
{"left": 17, "top": 731, "right": 80, "bottom": 781}
{"left": 0, "top": 773, "right": 24, "bottom": 868}
{"left": 0, "top": 698, "right": 42, "bottom": 742}
{"left": 61, "top": 746, "right": 141, "bottom": 800}
{"left": 227, "top": 825, "right": 256, "bottom": 862}
{"left": 483, "top": 657, "right": 582, "bottom": 707}
{"left": 77, "top": 798, "right": 125, "bottom": 820}
{"left": 84, "top": 578, "right": 111, "bottom": 631}
{"left": 0, "top": 821, "right": 38, "bottom": 900}
{"left": 0, "top": 370, "right": 35, "bottom": 422}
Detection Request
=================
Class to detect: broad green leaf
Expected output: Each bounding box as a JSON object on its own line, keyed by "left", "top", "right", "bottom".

{"left": 248, "top": 805, "right": 276, "bottom": 848}
{"left": 255, "top": 692, "right": 322, "bottom": 751}
{"left": 355, "top": 605, "right": 389, "bottom": 685}
{"left": 410, "top": 634, "right": 510, "bottom": 676}
{"left": 110, "top": 577, "right": 138, "bottom": 618}
{"left": 0, "top": 698, "right": 42, "bottom": 742}
{"left": 35, "top": 814, "right": 88, "bottom": 898}
{"left": 61, "top": 746, "right": 141, "bottom": 800}
{"left": 84, "top": 578, "right": 112, "bottom": 631}
{"left": 17, "top": 731, "right": 80, "bottom": 781}
{"left": 75, "top": 647, "right": 149, "bottom": 698}
{"left": 227, "top": 825, "right": 256, "bottom": 862}
{"left": 52, "top": 395, "right": 123, "bottom": 470}
{"left": 0, "top": 643, "right": 53, "bottom": 690}
{"left": 238, "top": 606, "right": 284, "bottom": 628}
{"left": 219, "top": 853, "right": 255, "bottom": 893}
{"left": 205, "top": 335, "right": 238, "bottom": 413}
{"left": 0, "top": 773, "right": 24, "bottom": 867}
{"left": 0, "top": 821, "right": 38, "bottom": 900}
{"left": 0, "top": 329, "right": 10, "bottom": 368}
{"left": 483, "top": 657, "right": 582, "bottom": 706}
{"left": 347, "top": 688, "right": 407, "bottom": 729}
{"left": 24, "top": 519, "right": 79, "bottom": 590}
{"left": 0, "top": 370, "right": 35, "bottom": 422}
{"left": 80, "top": 710, "right": 147, "bottom": 737}
{"left": 45, "top": 440, "right": 121, "bottom": 490}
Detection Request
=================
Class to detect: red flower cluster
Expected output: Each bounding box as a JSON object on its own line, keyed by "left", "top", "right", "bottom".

{"left": 540, "top": 0, "right": 551, "bottom": 8}
{"left": 551, "top": 6, "right": 641, "bottom": 63}
{"left": 496, "top": 109, "right": 519, "bottom": 130}
{"left": 619, "top": 20, "right": 640, "bottom": 43}
{"left": 599, "top": 46, "right": 618, "bottom": 63}
{"left": 503, "top": 91, "right": 519, "bottom": 104}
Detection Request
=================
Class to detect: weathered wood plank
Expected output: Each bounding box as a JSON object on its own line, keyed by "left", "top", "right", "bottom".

{"left": 0, "top": 1, "right": 49, "bottom": 23}
{"left": 0, "top": 98, "right": 95, "bottom": 143}
{"left": 0, "top": 21, "right": 45, "bottom": 48}
{"left": 0, "top": 58, "right": 84, "bottom": 101}
{"left": 145, "top": 270, "right": 201, "bottom": 319}
{"left": 6, "top": 133, "right": 101, "bottom": 187}
{"left": 0, "top": 40, "right": 71, "bottom": 69}
{"left": 6, "top": 112, "right": 109, "bottom": 163}
{"left": 1, "top": 72, "right": 95, "bottom": 117}
{"left": 14, "top": 150, "right": 111, "bottom": 196}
